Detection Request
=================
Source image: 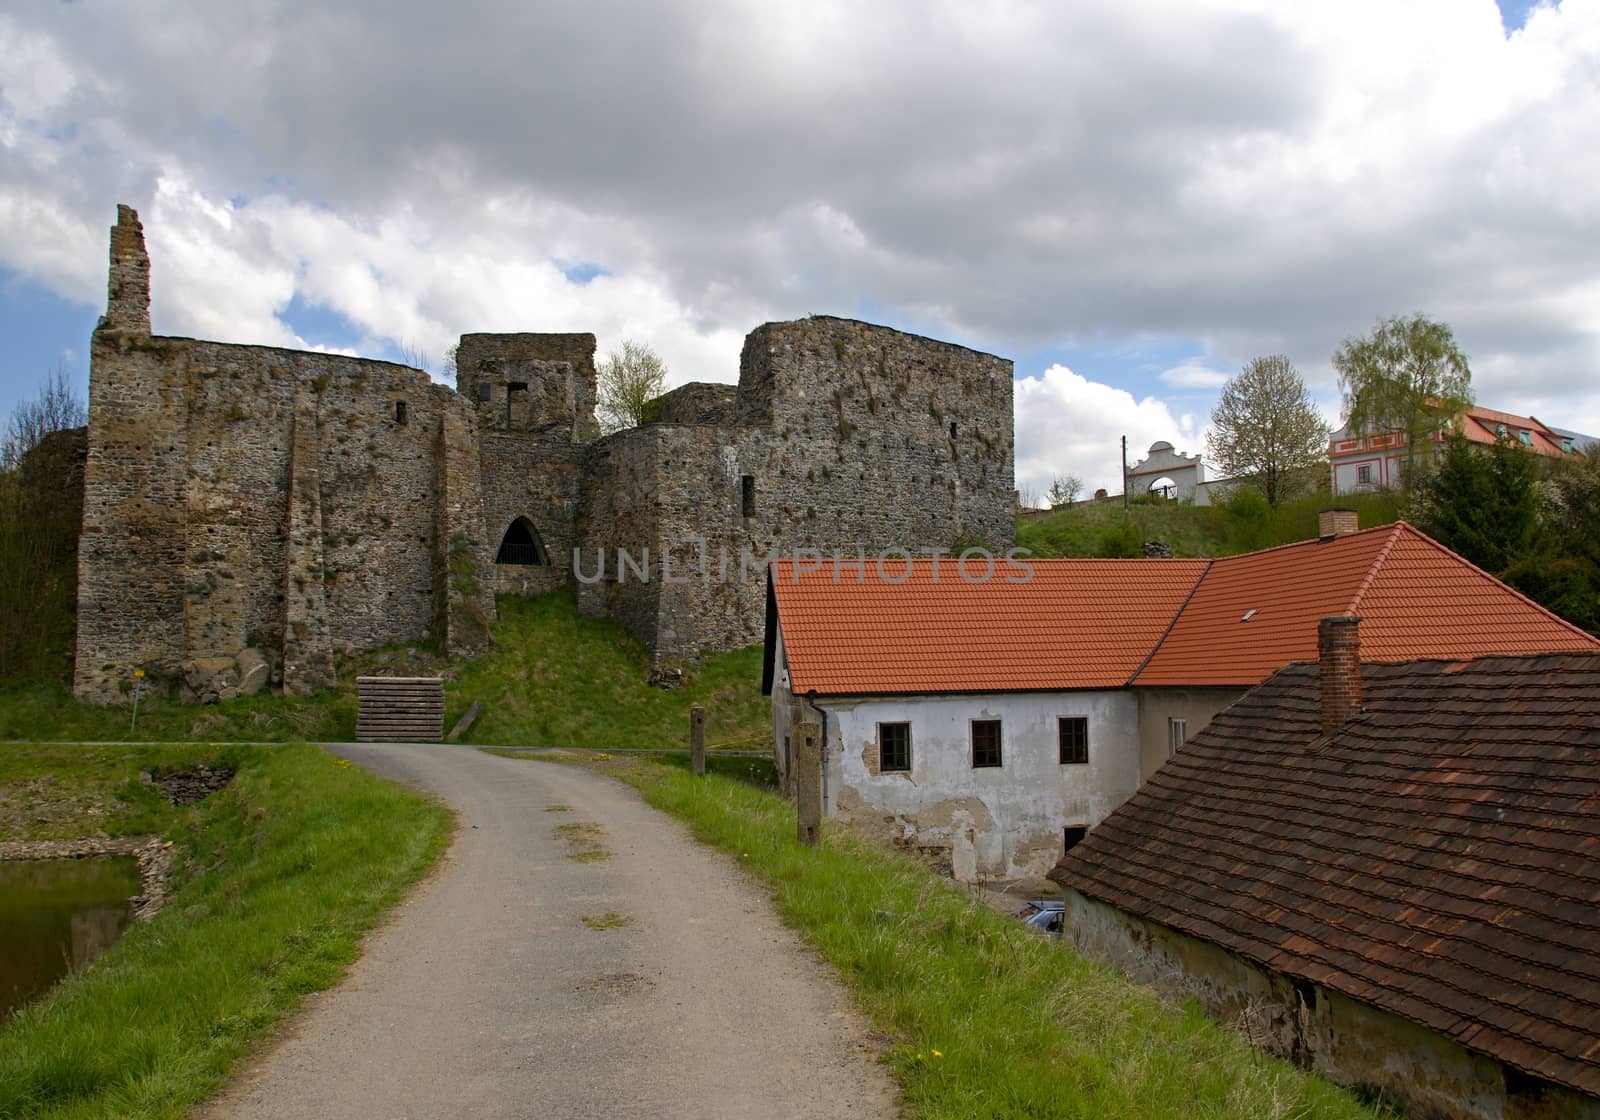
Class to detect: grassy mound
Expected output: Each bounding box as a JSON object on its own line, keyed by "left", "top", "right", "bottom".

{"left": 0, "top": 591, "right": 770, "bottom": 752}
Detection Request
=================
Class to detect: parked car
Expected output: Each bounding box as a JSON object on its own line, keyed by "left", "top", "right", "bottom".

{"left": 1013, "top": 899, "right": 1064, "bottom": 937}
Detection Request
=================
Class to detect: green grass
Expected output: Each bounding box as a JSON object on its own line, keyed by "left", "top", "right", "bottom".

{"left": 1019, "top": 490, "right": 1405, "bottom": 560}
{"left": 451, "top": 593, "right": 768, "bottom": 751}
{"left": 537, "top": 752, "right": 1393, "bottom": 1120}
{"left": 0, "top": 743, "right": 451, "bottom": 1119}
{"left": 1, "top": 591, "right": 771, "bottom": 753}
{"left": 0, "top": 743, "right": 252, "bottom": 842}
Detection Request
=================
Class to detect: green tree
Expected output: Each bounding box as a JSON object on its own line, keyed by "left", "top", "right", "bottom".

{"left": 1048, "top": 474, "right": 1083, "bottom": 507}
{"left": 1416, "top": 433, "right": 1537, "bottom": 575}
{"left": 1, "top": 369, "right": 88, "bottom": 681}
{"left": 1503, "top": 451, "right": 1600, "bottom": 635}
{"left": 596, "top": 340, "right": 669, "bottom": 433}
{"left": 1333, "top": 314, "right": 1472, "bottom": 478}
{"left": 1206, "top": 356, "right": 1330, "bottom": 505}
{"left": 1, "top": 365, "right": 86, "bottom": 470}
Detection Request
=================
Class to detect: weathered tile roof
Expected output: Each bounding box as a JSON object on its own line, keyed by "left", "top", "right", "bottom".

{"left": 1049, "top": 652, "right": 1600, "bottom": 1099}
{"left": 769, "top": 557, "right": 1208, "bottom": 695}
{"left": 769, "top": 524, "right": 1600, "bottom": 696}
{"left": 1132, "top": 523, "right": 1599, "bottom": 686}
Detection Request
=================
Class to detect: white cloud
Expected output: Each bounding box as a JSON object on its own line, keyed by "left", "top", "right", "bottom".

{"left": 1015, "top": 365, "right": 1203, "bottom": 501}
{"left": 1158, "top": 362, "right": 1231, "bottom": 390}
{"left": 2, "top": 0, "right": 1599, "bottom": 441}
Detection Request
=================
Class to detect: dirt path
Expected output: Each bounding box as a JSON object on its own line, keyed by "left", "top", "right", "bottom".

{"left": 194, "top": 744, "right": 898, "bottom": 1120}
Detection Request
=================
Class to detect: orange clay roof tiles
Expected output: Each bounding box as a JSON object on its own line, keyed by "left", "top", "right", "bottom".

{"left": 770, "top": 524, "right": 1600, "bottom": 696}
{"left": 770, "top": 557, "right": 1208, "bottom": 695}
{"left": 1134, "top": 523, "right": 1599, "bottom": 686}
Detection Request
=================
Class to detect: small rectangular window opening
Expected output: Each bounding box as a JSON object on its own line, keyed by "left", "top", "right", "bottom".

{"left": 971, "top": 719, "right": 1002, "bottom": 768}
{"left": 878, "top": 722, "right": 911, "bottom": 772}
{"left": 1356, "top": 464, "right": 1371, "bottom": 484}
{"left": 740, "top": 474, "right": 756, "bottom": 518}
{"left": 1064, "top": 826, "right": 1088, "bottom": 853}
{"left": 395, "top": 400, "right": 408, "bottom": 425}
{"left": 1168, "top": 717, "right": 1188, "bottom": 757}
{"left": 476, "top": 382, "right": 492, "bottom": 402}
{"left": 1058, "top": 717, "right": 1088, "bottom": 764}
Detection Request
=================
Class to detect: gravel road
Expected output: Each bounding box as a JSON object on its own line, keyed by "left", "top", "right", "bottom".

{"left": 194, "top": 743, "right": 898, "bottom": 1120}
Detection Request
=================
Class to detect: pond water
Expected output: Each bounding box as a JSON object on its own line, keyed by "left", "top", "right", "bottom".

{"left": 0, "top": 856, "right": 141, "bottom": 1023}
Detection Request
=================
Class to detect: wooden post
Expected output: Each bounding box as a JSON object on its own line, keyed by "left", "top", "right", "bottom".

{"left": 690, "top": 705, "right": 706, "bottom": 777}
{"left": 796, "top": 721, "right": 821, "bottom": 847}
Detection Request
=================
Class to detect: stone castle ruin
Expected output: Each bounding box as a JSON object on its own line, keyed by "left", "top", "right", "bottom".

{"left": 74, "top": 206, "right": 1015, "bottom": 703}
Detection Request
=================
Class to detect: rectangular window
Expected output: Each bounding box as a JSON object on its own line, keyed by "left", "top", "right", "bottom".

{"left": 1356, "top": 464, "right": 1371, "bottom": 484}
{"left": 1058, "top": 717, "right": 1088, "bottom": 764}
{"left": 1168, "top": 717, "right": 1188, "bottom": 756}
{"left": 971, "top": 719, "right": 1002, "bottom": 768}
{"left": 741, "top": 474, "right": 756, "bottom": 517}
{"left": 877, "top": 722, "right": 911, "bottom": 772}
{"left": 476, "top": 382, "right": 492, "bottom": 402}
{"left": 395, "top": 400, "right": 408, "bottom": 425}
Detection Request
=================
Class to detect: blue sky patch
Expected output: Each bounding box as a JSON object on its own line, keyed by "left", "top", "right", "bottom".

{"left": 0, "top": 271, "right": 98, "bottom": 422}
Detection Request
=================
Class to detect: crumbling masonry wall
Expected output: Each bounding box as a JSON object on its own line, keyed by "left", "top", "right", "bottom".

{"left": 74, "top": 207, "right": 1017, "bottom": 699}
{"left": 75, "top": 208, "right": 494, "bottom": 703}
{"left": 575, "top": 316, "right": 1015, "bottom": 658}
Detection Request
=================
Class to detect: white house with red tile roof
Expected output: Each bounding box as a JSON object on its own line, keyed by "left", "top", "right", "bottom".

{"left": 1329, "top": 404, "right": 1583, "bottom": 495}
{"left": 763, "top": 517, "right": 1600, "bottom": 882}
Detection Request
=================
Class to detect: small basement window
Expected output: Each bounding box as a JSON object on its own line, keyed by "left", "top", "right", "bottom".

{"left": 741, "top": 475, "right": 756, "bottom": 518}
{"left": 1063, "top": 826, "right": 1087, "bottom": 853}
{"left": 971, "top": 719, "right": 1002, "bottom": 768}
{"left": 878, "top": 722, "right": 911, "bottom": 772}
{"left": 1058, "top": 717, "right": 1088, "bottom": 764}
{"left": 395, "top": 400, "right": 408, "bottom": 425}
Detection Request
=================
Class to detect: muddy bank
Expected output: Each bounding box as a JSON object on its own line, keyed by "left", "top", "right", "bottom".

{"left": 0, "top": 835, "right": 173, "bottom": 919}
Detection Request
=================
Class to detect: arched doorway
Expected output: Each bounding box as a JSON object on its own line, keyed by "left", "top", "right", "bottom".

{"left": 495, "top": 517, "right": 550, "bottom": 566}
{"left": 1147, "top": 476, "right": 1178, "bottom": 500}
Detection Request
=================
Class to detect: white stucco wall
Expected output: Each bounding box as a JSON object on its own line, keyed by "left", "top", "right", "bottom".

{"left": 814, "top": 689, "right": 1140, "bottom": 882}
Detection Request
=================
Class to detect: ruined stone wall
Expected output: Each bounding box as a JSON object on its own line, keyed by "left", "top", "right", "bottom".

{"left": 75, "top": 208, "right": 1020, "bottom": 696}
{"left": 456, "top": 333, "right": 596, "bottom": 599}
{"left": 735, "top": 316, "right": 1015, "bottom": 553}
{"left": 646, "top": 382, "right": 739, "bottom": 426}
{"left": 76, "top": 329, "right": 494, "bottom": 701}
{"left": 76, "top": 207, "right": 493, "bottom": 703}
{"left": 578, "top": 317, "right": 1017, "bottom": 659}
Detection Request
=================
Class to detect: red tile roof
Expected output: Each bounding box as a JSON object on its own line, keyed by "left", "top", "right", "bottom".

{"left": 1049, "top": 652, "right": 1600, "bottom": 1099}
{"left": 1133, "top": 523, "right": 1599, "bottom": 686}
{"left": 769, "top": 557, "right": 1207, "bottom": 695}
{"left": 768, "top": 524, "right": 1600, "bottom": 696}
{"left": 1459, "top": 407, "right": 1574, "bottom": 457}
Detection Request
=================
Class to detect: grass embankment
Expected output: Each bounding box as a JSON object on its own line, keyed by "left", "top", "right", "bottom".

{"left": 0, "top": 743, "right": 451, "bottom": 1120}
{"left": 1, "top": 591, "right": 770, "bottom": 753}
{"left": 531, "top": 752, "right": 1393, "bottom": 1120}
{"left": 1019, "top": 489, "right": 1404, "bottom": 559}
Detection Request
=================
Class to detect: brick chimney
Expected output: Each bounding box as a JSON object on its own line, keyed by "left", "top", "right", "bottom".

{"left": 1318, "top": 508, "right": 1359, "bottom": 540}
{"left": 1318, "top": 615, "right": 1362, "bottom": 732}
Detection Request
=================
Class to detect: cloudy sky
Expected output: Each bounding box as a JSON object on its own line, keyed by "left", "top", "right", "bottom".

{"left": 2, "top": 0, "right": 1595, "bottom": 497}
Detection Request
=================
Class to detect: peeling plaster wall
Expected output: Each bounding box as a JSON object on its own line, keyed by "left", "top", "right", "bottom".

{"left": 1062, "top": 890, "right": 1600, "bottom": 1120}
{"left": 775, "top": 666, "right": 1140, "bottom": 882}
{"left": 1133, "top": 687, "right": 1246, "bottom": 781}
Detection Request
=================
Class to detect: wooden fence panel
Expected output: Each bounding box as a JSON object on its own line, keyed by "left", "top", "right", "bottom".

{"left": 356, "top": 676, "right": 445, "bottom": 742}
